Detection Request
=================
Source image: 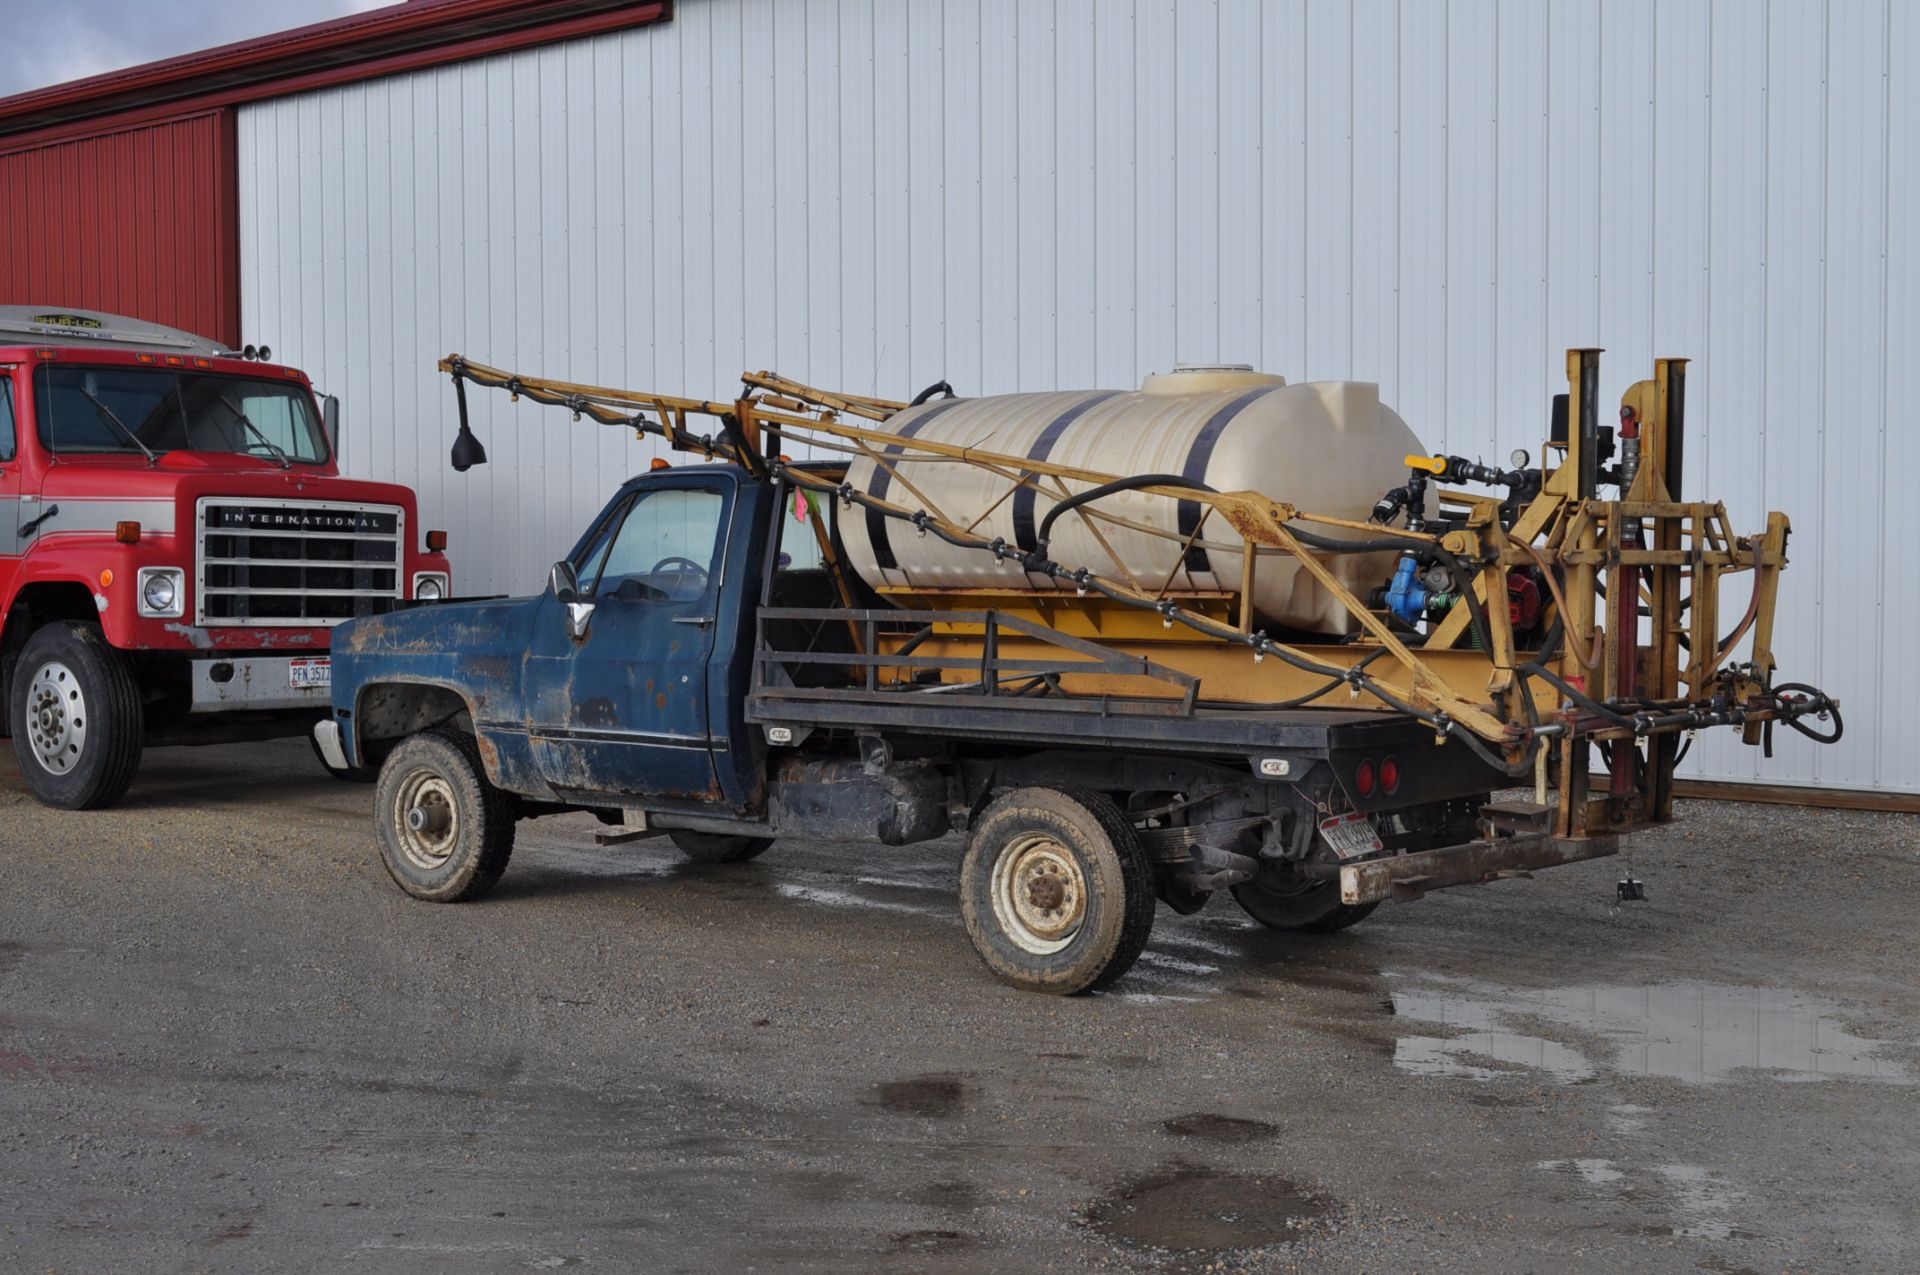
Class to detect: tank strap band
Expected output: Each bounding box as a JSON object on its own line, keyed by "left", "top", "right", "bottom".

{"left": 1177, "top": 386, "right": 1285, "bottom": 574}
{"left": 865, "top": 397, "right": 966, "bottom": 571}
{"left": 1011, "top": 391, "right": 1123, "bottom": 554}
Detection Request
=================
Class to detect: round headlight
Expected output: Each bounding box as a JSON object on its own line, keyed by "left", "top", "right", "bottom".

{"left": 142, "top": 572, "right": 178, "bottom": 612}
{"left": 415, "top": 575, "right": 446, "bottom": 601}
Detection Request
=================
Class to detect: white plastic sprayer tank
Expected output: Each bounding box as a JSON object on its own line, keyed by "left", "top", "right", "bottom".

{"left": 839, "top": 366, "right": 1431, "bottom": 635}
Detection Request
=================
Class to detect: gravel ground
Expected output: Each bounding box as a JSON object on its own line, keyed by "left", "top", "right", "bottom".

{"left": 2, "top": 738, "right": 1916, "bottom": 1273}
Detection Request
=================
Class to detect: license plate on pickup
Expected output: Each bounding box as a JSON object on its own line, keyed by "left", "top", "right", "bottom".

{"left": 289, "top": 657, "right": 331, "bottom": 690}
{"left": 1319, "top": 811, "right": 1384, "bottom": 860}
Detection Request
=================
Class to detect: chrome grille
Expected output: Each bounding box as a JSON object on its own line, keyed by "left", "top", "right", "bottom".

{"left": 196, "top": 498, "right": 404, "bottom": 626}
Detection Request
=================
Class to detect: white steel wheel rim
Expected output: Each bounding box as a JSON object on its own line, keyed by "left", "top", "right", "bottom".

{"left": 392, "top": 768, "right": 460, "bottom": 871}
{"left": 24, "top": 660, "right": 86, "bottom": 776}
{"left": 990, "top": 833, "right": 1088, "bottom": 955}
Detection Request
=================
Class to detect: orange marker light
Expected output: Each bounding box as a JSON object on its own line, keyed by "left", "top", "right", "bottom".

{"left": 115, "top": 521, "right": 141, "bottom": 544}
{"left": 649, "top": 457, "right": 671, "bottom": 471}
{"left": 99, "top": 569, "right": 114, "bottom": 588}
{"left": 425, "top": 529, "right": 448, "bottom": 552}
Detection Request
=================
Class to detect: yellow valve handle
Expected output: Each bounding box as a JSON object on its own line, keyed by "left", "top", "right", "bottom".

{"left": 1405, "top": 454, "right": 1448, "bottom": 475}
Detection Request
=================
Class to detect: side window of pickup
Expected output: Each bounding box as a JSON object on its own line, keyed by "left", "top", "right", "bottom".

{"left": 0, "top": 377, "right": 15, "bottom": 461}
{"left": 593, "top": 486, "right": 727, "bottom": 603}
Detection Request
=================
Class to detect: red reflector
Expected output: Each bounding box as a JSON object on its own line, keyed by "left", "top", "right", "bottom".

{"left": 425, "top": 529, "right": 448, "bottom": 552}
{"left": 1380, "top": 756, "right": 1401, "bottom": 795}
{"left": 1355, "top": 759, "right": 1376, "bottom": 798}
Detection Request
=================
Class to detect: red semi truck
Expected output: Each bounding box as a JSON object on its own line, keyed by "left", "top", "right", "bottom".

{"left": 0, "top": 307, "right": 449, "bottom": 810}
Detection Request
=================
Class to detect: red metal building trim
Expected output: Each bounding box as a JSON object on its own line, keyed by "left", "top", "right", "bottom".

{"left": 0, "top": 109, "right": 242, "bottom": 345}
{"left": 212, "top": 108, "right": 241, "bottom": 348}
{"left": 0, "top": 0, "right": 672, "bottom": 154}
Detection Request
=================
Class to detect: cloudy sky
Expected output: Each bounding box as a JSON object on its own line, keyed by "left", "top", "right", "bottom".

{"left": 0, "top": 1, "right": 392, "bottom": 100}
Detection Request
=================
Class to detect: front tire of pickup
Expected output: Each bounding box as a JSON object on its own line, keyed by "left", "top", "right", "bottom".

{"left": 374, "top": 729, "right": 515, "bottom": 903}
{"left": 8, "top": 621, "right": 143, "bottom": 811}
{"left": 960, "top": 787, "right": 1155, "bottom": 995}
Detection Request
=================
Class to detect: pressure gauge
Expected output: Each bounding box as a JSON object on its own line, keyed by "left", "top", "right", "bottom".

{"left": 1510, "top": 448, "right": 1531, "bottom": 469}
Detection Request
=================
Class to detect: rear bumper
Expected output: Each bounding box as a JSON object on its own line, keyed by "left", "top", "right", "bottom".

{"left": 1337, "top": 831, "right": 1619, "bottom": 905}
{"left": 189, "top": 656, "right": 331, "bottom": 712}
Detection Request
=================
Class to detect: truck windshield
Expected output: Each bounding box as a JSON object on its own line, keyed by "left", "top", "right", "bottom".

{"left": 33, "top": 365, "right": 329, "bottom": 464}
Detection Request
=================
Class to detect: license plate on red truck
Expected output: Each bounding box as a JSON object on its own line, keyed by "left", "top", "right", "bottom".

{"left": 289, "top": 658, "right": 331, "bottom": 690}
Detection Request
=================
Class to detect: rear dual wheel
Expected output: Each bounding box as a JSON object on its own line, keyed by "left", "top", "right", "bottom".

{"left": 1231, "top": 878, "right": 1379, "bottom": 933}
{"left": 668, "top": 829, "right": 774, "bottom": 863}
{"left": 960, "top": 787, "right": 1156, "bottom": 995}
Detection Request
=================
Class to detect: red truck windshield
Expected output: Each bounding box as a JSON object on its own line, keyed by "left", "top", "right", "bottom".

{"left": 33, "top": 365, "right": 329, "bottom": 464}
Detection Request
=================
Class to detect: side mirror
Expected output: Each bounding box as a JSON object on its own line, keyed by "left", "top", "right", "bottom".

{"left": 549, "top": 560, "right": 579, "bottom": 602}
{"left": 550, "top": 560, "right": 594, "bottom": 640}
{"left": 322, "top": 394, "right": 340, "bottom": 458}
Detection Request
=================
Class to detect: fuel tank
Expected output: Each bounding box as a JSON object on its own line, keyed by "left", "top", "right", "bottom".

{"left": 840, "top": 366, "right": 1430, "bottom": 634}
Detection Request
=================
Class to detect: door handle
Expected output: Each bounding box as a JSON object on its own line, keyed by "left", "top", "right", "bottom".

{"left": 672, "top": 615, "right": 714, "bottom": 628}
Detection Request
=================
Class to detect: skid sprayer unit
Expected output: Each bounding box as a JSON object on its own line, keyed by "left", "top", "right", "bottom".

{"left": 439, "top": 348, "right": 1838, "bottom": 847}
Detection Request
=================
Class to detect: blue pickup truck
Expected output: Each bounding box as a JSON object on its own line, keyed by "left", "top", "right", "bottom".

{"left": 316, "top": 455, "right": 1538, "bottom": 996}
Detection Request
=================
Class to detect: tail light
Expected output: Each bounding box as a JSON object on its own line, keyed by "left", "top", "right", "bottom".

{"left": 1354, "top": 759, "right": 1377, "bottom": 797}
{"left": 1380, "top": 756, "right": 1401, "bottom": 794}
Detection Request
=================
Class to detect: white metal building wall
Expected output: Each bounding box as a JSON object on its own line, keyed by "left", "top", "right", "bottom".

{"left": 237, "top": 0, "right": 1917, "bottom": 794}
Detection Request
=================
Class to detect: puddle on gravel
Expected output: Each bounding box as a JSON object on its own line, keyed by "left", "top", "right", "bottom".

{"left": 1538, "top": 1158, "right": 1751, "bottom": 1241}
{"left": 1390, "top": 978, "right": 1912, "bottom": 1085}
{"left": 1161, "top": 1113, "right": 1280, "bottom": 1144}
{"left": 875, "top": 1074, "right": 967, "bottom": 1117}
{"left": 1086, "top": 1165, "right": 1331, "bottom": 1254}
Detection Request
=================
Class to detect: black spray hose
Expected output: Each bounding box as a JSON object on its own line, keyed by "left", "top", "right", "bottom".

{"left": 1517, "top": 660, "right": 1639, "bottom": 728}
{"left": 1034, "top": 473, "right": 1213, "bottom": 547}
{"left": 908, "top": 380, "right": 955, "bottom": 407}
{"left": 1771, "top": 682, "right": 1845, "bottom": 744}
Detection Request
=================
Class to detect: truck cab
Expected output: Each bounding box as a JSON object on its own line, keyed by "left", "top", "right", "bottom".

{"left": 324, "top": 463, "right": 766, "bottom": 814}
{"left": 0, "top": 307, "right": 450, "bottom": 808}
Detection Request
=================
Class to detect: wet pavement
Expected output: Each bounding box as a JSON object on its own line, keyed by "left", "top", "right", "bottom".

{"left": 2, "top": 738, "right": 1917, "bottom": 1272}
